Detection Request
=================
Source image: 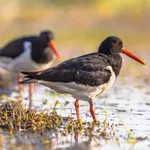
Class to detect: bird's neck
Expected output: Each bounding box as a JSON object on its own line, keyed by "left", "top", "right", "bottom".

{"left": 107, "top": 53, "right": 122, "bottom": 77}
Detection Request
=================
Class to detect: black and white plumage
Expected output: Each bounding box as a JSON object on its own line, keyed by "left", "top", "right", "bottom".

{"left": 19, "top": 36, "right": 145, "bottom": 122}
{"left": 0, "top": 30, "right": 60, "bottom": 109}
{"left": 21, "top": 53, "right": 120, "bottom": 101}
{"left": 0, "top": 30, "right": 60, "bottom": 73}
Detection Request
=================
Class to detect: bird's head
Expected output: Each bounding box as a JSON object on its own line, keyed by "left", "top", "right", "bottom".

{"left": 98, "top": 36, "right": 145, "bottom": 65}
{"left": 39, "top": 30, "right": 60, "bottom": 60}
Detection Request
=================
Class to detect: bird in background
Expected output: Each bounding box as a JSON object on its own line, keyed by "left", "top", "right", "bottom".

{"left": 19, "top": 36, "right": 145, "bottom": 122}
{"left": 0, "top": 30, "right": 60, "bottom": 108}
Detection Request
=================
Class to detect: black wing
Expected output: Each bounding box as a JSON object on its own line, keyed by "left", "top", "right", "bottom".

{"left": 0, "top": 36, "right": 37, "bottom": 59}
{"left": 22, "top": 53, "right": 112, "bottom": 87}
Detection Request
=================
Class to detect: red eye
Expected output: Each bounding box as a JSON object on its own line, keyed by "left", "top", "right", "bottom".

{"left": 115, "top": 40, "right": 119, "bottom": 44}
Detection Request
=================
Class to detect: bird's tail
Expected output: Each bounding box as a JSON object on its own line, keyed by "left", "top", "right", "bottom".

{"left": 18, "top": 71, "right": 38, "bottom": 84}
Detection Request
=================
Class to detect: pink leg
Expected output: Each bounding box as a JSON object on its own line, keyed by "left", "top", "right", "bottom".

{"left": 29, "top": 83, "right": 34, "bottom": 110}
{"left": 89, "top": 101, "right": 97, "bottom": 123}
{"left": 75, "top": 99, "right": 80, "bottom": 121}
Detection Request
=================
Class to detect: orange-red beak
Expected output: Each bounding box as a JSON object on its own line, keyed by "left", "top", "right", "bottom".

{"left": 122, "top": 48, "right": 145, "bottom": 65}
{"left": 48, "top": 40, "right": 60, "bottom": 60}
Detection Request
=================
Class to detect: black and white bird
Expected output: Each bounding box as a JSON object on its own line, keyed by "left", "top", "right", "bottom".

{"left": 0, "top": 30, "right": 60, "bottom": 107}
{"left": 19, "top": 36, "right": 145, "bottom": 122}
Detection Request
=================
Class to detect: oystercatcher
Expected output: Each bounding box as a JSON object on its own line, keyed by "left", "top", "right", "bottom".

{"left": 19, "top": 36, "right": 145, "bottom": 122}
{"left": 0, "top": 30, "right": 60, "bottom": 107}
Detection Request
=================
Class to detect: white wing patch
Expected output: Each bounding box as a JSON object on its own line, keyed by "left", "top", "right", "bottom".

{"left": 38, "top": 66, "right": 116, "bottom": 101}
{"left": 103, "top": 66, "right": 116, "bottom": 92}
{"left": 8, "top": 41, "right": 34, "bottom": 72}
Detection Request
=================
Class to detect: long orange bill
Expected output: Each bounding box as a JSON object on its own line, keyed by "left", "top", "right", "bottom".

{"left": 122, "top": 48, "right": 145, "bottom": 65}
{"left": 48, "top": 40, "right": 61, "bottom": 60}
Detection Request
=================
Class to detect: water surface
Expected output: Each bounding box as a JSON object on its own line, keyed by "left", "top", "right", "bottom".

{"left": 0, "top": 77, "right": 150, "bottom": 150}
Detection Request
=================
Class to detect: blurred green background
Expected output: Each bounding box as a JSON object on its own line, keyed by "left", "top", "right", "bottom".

{"left": 0, "top": 0, "right": 149, "bottom": 77}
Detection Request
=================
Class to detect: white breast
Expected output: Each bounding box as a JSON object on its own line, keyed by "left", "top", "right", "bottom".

{"left": 38, "top": 66, "right": 116, "bottom": 102}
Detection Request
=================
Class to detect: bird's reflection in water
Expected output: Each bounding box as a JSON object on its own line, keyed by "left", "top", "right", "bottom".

{"left": 58, "top": 132, "right": 103, "bottom": 150}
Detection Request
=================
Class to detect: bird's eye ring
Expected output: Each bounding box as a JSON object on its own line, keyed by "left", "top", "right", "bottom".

{"left": 115, "top": 40, "right": 120, "bottom": 44}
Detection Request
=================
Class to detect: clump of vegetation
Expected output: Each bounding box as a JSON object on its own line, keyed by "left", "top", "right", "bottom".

{"left": 0, "top": 101, "right": 112, "bottom": 138}
{"left": 0, "top": 101, "right": 65, "bottom": 134}
{"left": 0, "top": 100, "right": 147, "bottom": 147}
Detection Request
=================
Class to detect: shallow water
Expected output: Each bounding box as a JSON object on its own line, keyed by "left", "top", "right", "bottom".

{"left": 0, "top": 77, "right": 150, "bottom": 150}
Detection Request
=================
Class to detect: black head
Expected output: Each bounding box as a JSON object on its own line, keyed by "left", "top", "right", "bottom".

{"left": 98, "top": 36, "right": 123, "bottom": 54}
{"left": 39, "top": 30, "right": 54, "bottom": 43}
{"left": 38, "top": 30, "right": 60, "bottom": 59}
{"left": 98, "top": 36, "right": 145, "bottom": 65}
